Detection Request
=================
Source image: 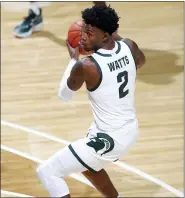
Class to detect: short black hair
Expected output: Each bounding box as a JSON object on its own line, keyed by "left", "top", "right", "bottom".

{"left": 81, "top": 5, "right": 119, "bottom": 35}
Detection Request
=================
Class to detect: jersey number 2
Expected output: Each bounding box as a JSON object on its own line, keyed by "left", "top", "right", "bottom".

{"left": 117, "top": 71, "right": 129, "bottom": 98}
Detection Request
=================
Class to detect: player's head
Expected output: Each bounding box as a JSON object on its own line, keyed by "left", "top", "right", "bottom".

{"left": 81, "top": 5, "right": 119, "bottom": 52}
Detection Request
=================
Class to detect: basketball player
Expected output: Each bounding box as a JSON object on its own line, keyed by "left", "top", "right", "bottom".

{"left": 36, "top": 5, "right": 145, "bottom": 197}
{"left": 13, "top": 1, "right": 106, "bottom": 38}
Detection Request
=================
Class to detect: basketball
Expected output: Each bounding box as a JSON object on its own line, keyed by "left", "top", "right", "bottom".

{"left": 67, "top": 20, "right": 93, "bottom": 55}
{"left": 67, "top": 20, "right": 82, "bottom": 48}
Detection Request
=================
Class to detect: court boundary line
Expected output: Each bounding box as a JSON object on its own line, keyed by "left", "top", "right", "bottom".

{"left": 1, "top": 190, "right": 33, "bottom": 197}
{"left": 1, "top": 120, "right": 184, "bottom": 197}
{"left": 1, "top": 144, "right": 95, "bottom": 191}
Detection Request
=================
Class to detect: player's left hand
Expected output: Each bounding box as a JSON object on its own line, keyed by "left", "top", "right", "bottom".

{"left": 66, "top": 40, "right": 80, "bottom": 61}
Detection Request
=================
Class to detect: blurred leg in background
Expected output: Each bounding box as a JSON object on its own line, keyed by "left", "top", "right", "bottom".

{"left": 13, "top": 1, "right": 43, "bottom": 38}
{"left": 13, "top": 1, "right": 106, "bottom": 38}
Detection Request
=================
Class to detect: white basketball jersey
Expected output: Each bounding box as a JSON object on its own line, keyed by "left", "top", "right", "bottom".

{"left": 87, "top": 40, "right": 137, "bottom": 134}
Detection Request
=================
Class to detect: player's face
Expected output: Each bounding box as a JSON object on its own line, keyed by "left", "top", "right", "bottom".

{"left": 81, "top": 23, "right": 105, "bottom": 52}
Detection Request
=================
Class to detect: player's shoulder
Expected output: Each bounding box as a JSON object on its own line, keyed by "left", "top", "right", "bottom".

{"left": 121, "top": 38, "right": 138, "bottom": 49}
{"left": 121, "top": 38, "right": 140, "bottom": 60}
{"left": 79, "top": 56, "right": 96, "bottom": 69}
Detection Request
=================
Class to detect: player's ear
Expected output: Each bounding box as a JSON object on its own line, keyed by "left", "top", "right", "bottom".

{"left": 102, "top": 32, "right": 109, "bottom": 42}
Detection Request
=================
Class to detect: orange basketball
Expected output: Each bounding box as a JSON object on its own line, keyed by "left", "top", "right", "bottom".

{"left": 67, "top": 20, "right": 93, "bottom": 55}
{"left": 67, "top": 20, "right": 83, "bottom": 48}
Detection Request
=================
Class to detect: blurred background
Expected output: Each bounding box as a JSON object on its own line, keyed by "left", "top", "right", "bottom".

{"left": 1, "top": 2, "right": 184, "bottom": 197}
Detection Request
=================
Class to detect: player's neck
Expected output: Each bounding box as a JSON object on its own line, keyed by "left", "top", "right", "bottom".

{"left": 101, "top": 38, "right": 115, "bottom": 51}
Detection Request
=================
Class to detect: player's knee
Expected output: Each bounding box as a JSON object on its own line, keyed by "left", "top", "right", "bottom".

{"left": 37, "top": 164, "right": 45, "bottom": 178}
{"left": 36, "top": 160, "right": 65, "bottom": 181}
{"left": 36, "top": 163, "right": 52, "bottom": 181}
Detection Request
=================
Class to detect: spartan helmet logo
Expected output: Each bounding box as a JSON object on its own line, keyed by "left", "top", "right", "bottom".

{"left": 86, "top": 133, "right": 115, "bottom": 156}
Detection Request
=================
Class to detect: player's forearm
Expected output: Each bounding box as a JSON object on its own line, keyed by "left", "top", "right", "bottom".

{"left": 58, "top": 59, "right": 76, "bottom": 102}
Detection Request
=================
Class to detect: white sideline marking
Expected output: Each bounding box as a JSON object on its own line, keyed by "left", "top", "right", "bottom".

{"left": 1, "top": 190, "right": 33, "bottom": 197}
{"left": 1, "top": 144, "right": 95, "bottom": 190}
{"left": 114, "top": 161, "right": 184, "bottom": 198}
{"left": 1, "top": 144, "right": 43, "bottom": 164}
{"left": 1, "top": 120, "right": 70, "bottom": 145}
{"left": 1, "top": 120, "right": 184, "bottom": 197}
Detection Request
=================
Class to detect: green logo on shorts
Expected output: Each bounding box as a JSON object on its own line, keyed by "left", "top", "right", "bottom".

{"left": 86, "top": 133, "right": 114, "bottom": 156}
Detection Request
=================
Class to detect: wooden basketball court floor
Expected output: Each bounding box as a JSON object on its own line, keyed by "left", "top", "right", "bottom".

{"left": 1, "top": 2, "right": 184, "bottom": 197}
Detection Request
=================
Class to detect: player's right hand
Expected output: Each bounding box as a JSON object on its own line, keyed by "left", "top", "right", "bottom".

{"left": 66, "top": 40, "right": 80, "bottom": 61}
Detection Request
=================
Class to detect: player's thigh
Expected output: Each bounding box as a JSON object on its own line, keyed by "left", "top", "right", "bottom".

{"left": 38, "top": 138, "right": 109, "bottom": 177}
{"left": 69, "top": 138, "right": 110, "bottom": 173}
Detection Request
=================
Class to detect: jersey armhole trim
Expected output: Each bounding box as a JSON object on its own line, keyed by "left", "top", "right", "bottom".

{"left": 122, "top": 40, "right": 137, "bottom": 70}
{"left": 87, "top": 56, "right": 103, "bottom": 92}
{"left": 115, "top": 41, "right": 121, "bottom": 54}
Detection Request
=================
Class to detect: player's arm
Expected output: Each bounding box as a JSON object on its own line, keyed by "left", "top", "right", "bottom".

{"left": 58, "top": 41, "right": 85, "bottom": 102}
{"left": 112, "top": 33, "right": 145, "bottom": 69}
{"left": 67, "top": 61, "right": 85, "bottom": 91}
{"left": 58, "top": 60, "right": 85, "bottom": 102}
{"left": 123, "top": 38, "right": 146, "bottom": 69}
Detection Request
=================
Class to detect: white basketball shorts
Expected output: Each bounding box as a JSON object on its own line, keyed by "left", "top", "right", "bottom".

{"left": 40, "top": 120, "right": 138, "bottom": 176}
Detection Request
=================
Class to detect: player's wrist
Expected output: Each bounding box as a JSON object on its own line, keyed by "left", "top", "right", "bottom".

{"left": 70, "top": 58, "right": 77, "bottom": 64}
